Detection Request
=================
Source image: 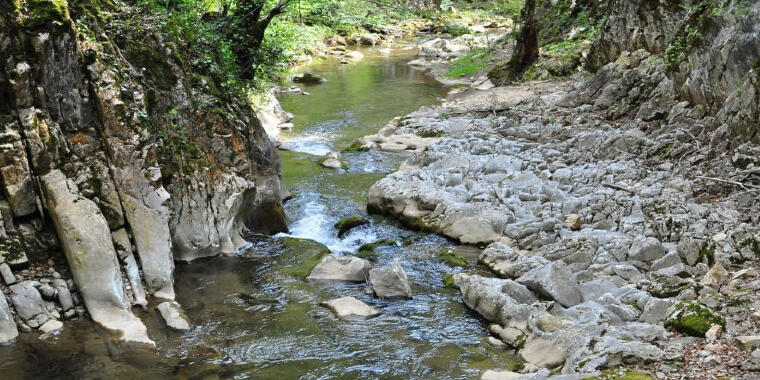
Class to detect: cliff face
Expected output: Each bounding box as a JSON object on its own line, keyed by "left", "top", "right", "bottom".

{"left": 584, "top": 0, "right": 760, "bottom": 145}
{"left": 0, "top": 0, "right": 287, "bottom": 344}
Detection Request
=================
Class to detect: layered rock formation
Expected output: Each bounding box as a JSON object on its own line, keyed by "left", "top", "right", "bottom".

{"left": 0, "top": 0, "right": 287, "bottom": 344}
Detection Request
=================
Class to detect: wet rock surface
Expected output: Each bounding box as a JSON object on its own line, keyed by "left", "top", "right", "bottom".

{"left": 321, "top": 296, "right": 380, "bottom": 320}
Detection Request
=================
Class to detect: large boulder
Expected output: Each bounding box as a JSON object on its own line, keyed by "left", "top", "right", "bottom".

{"left": 519, "top": 336, "right": 568, "bottom": 368}
{"left": 628, "top": 236, "right": 666, "bottom": 263}
{"left": 307, "top": 255, "right": 371, "bottom": 282}
{"left": 41, "top": 170, "right": 153, "bottom": 347}
{"left": 334, "top": 215, "right": 369, "bottom": 237}
{"left": 369, "top": 260, "right": 412, "bottom": 299}
{"left": 479, "top": 242, "right": 549, "bottom": 279}
{"left": 517, "top": 262, "right": 582, "bottom": 307}
{"left": 454, "top": 274, "right": 532, "bottom": 328}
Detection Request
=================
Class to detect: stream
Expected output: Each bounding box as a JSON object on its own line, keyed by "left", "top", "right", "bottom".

{"left": 0, "top": 44, "right": 515, "bottom": 379}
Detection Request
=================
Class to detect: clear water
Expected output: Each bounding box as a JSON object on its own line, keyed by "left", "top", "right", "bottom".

{"left": 0, "top": 44, "right": 515, "bottom": 380}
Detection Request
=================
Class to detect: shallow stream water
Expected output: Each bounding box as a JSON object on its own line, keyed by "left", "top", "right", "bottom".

{"left": 0, "top": 44, "right": 514, "bottom": 379}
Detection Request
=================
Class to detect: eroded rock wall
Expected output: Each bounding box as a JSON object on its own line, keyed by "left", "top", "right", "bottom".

{"left": 0, "top": 0, "right": 287, "bottom": 343}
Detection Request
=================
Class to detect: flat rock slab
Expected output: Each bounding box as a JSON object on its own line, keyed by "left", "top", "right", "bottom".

{"left": 519, "top": 336, "right": 568, "bottom": 368}
{"left": 39, "top": 319, "right": 63, "bottom": 334}
{"left": 321, "top": 297, "right": 379, "bottom": 320}
{"left": 480, "top": 370, "right": 523, "bottom": 380}
{"left": 157, "top": 302, "right": 191, "bottom": 331}
{"left": 307, "top": 255, "right": 371, "bottom": 282}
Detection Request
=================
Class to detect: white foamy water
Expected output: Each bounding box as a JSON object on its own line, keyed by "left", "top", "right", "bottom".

{"left": 276, "top": 199, "right": 378, "bottom": 254}
{"left": 283, "top": 140, "right": 333, "bottom": 156}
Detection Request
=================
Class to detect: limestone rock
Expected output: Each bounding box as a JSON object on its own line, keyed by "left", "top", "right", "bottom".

{"left": 479, "top": 242, "right": 549, "bottom": 279}
{"left": 369, "top": 260, "right": 412, "bottom": 299}
{"left": 345, "top": 51, "right": 364, "bottom": 60}
{"left": 742, "top": 349, "right": 760, "bottom": 371}
{"left": 321, "top": 297, "right": 379, "bottom": 320}
{"left": 700, "top": 263, "right": 729, "bottom": 289}
{"left": 640, "top": 297, "right": 673, "bottom": 324}
{"left": 157, "top": 302, "right": 191, "bottom": 331}
{"left": 628, "top": 237, "right": 666, "bottom": 263}
{"left": 9, "top": 281, "right": 46, "bottom": 321}
{"left": 0, "top": 293, "right": 18, "bottom": 343}
{"left": 517, "top": 262, "right": 581, "bottom": 307}
{"left": 480, "top": 370, "right": 522, "bottom": 380}
{"left": 39, "top": 319, "right": 63, "bottom": 334}
{"left": 0, "top": 263, "right": 15, "bottom": 285}
{"left": 564, "top": 214, "right": 582, "bottom": 230}
{"left": 736, "top": 336, "right": 760, "bottom": 352}
{"left": 321, "top": 157, "right": 344, "bottom": 169}
{"left": 307, "top": 255, "right": 371, "bottom": 282}
{"left": 41, "top": 170, "right": 153, "bottom": 347}
{"left": 56, "top": 288, "right": 74, "bottom": 311}
{"left": 519, "top": 336, "right": 568, "bottom": 368}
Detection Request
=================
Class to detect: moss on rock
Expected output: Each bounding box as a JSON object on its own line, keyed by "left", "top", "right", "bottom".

{"left": 442, "top": 273, "right": 457, "bottom": 289}
{"left": 439, "top": 249, "right": 468, "bottom": 267}
{"left": 334, "top": 215, "right": 369, "bottom": 237}
{"left": 665, "top": 300, "right": 726, "bottom": 337}
{"left": 23, "top": 0, "right": 71, "bottom": 27}
{"left": 358, "top": 239, "right": 395, "bottom": 253}
{"left": 276, "top": 237, "right": 330, "bottom": 278}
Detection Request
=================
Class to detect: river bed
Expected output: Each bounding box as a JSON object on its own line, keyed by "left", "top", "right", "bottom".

{"left": 0, "top": 44, "right": 515, "bottom": 380}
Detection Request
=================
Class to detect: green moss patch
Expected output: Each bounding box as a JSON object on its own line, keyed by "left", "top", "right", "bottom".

{"left": 23, "top": 0, "right": 71, "bottom": 27}
{"left": 439, "top": 249, "right": 468, "bottom": 267}
{"left": 665, "top": 300, "right": 726, "bottom": 337}
{"left": 442, "top": 273, "right": 457, "bottom": 289}
{"left": 343, "top": 141, "right": 370, "bottom": 152}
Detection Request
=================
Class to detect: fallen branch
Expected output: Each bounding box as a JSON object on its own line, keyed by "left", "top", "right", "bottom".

{"left": 696, "top": 175, "right": 760, "bottom": 192}
{"left": 602, "top": 182, "right": 635, "bottom": 194}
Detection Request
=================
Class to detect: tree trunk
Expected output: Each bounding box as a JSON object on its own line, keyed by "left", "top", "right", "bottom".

{"left": 509, "top": 0, "right": 538, "bottom": 74}
{"left": 229, "top": 1, "right": 290, "bottom": 80}
{"left": 487, "top": 0, "right": 538, "bottom": 85}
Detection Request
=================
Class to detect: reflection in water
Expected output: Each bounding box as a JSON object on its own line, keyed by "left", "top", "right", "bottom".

{"left": 0, "top": 45, "right": 516, "bottom": 379}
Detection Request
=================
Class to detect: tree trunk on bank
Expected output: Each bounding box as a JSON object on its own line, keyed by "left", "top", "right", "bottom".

{"left": 487, "top": 0, "right": 539, "bottom": 85}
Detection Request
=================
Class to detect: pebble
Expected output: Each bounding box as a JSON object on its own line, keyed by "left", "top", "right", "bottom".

{"left": 487, "top": 336, "right": 507, "bottom": 348}
{"left": 705, "top": 325, "right": 722, "bottom": 343}
{"left": 39, "top": 319, "right": 63, "bottom": 334}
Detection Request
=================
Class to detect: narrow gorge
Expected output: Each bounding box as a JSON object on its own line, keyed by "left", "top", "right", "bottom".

{"left": 0, "top": 0, "right": 759, "bottom": 379}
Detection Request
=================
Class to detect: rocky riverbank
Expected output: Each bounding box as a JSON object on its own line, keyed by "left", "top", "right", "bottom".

{"left": 360, "top": 1, "right": 760, "bottom": 378}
